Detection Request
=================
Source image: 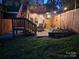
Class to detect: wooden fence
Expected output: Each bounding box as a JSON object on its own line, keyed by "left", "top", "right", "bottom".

{"left": 52, "top": 9, "right": 79, "bottom": 33}
{"left": 0, "top": 19, "right": 12, "bottom": 35}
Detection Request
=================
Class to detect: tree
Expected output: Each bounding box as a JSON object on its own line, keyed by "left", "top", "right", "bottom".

{"left": 62, "top": 0, "right": 79, "bottom": 11}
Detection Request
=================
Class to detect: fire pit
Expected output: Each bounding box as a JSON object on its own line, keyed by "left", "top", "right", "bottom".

{"left": 49, "top": 29, "right": 76, "bottom": 38}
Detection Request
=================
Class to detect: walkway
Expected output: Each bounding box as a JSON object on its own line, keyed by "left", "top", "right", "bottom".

{"left": 37, "top": 30, "right": 49, "bottom": 37}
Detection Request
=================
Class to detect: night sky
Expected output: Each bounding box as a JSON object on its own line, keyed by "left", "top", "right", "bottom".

{"left": 0, "top": 0, "right": 48, "bottom": 4}
{"left": 0, "top": 0, "right": 2, "bottom": 4}
{"left": 44, "top": 0, "right": 48, "bottom": 4}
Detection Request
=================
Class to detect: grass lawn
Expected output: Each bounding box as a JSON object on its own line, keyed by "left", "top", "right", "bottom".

{"left": 0, "top": 35, "right": 79, "bottom": 59}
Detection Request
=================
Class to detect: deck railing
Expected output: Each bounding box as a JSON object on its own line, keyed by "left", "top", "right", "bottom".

{"left": 12, "top": 18, "right": 37, "bottom": 36}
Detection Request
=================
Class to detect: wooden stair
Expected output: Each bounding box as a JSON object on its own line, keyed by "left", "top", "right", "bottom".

{"left": 12, "top": 18, "right": 37, "bottom": 37}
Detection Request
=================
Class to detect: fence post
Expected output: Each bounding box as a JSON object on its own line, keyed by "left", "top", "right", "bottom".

{"left": 12, "top": 18, "right": 15, "bottom": 37}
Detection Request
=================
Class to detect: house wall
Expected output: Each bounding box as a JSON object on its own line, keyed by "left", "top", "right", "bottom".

{"left": 29, "top": 12, "right": 53, "bottom": 29}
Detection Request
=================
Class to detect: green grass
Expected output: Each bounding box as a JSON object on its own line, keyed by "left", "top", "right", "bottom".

{"left": 1, "top": 35, "right": 79, "bottom": 59}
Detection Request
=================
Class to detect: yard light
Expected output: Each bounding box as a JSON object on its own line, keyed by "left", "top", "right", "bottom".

{"left": 64, "top": 7, "right": 68, "bottom": 11}
{"left": 46, "top": 12, "right": 52, "bottom": 19}
{"left": 53, "top": 11, "right": 57, "bottom": 14}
